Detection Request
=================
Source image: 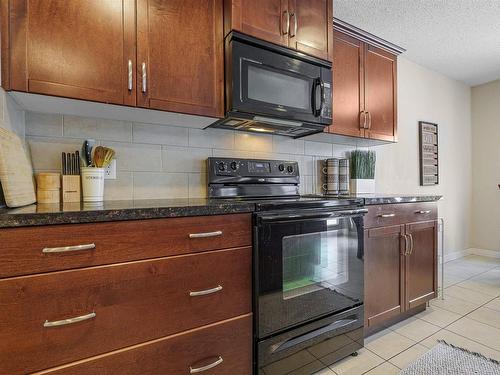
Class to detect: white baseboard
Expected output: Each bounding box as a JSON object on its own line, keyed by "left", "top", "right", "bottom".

{"left": 444, "top": 249, "right": 472, "bottom": 263}
{"left": 467, "top": 248, "right": 500, "bottom": 259}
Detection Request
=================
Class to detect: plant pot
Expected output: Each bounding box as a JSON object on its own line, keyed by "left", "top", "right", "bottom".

{"left": 350, "top": 179, "right": 375, "bottom": 194}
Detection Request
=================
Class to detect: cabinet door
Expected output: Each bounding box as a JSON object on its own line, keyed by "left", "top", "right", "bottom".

{"left": 288, "top": 0, "right": 333, "bottom": 61}
{"left": 225, "top": 0, "right": 288, "bottom": 46}
{"left": 364, "top": 225, "right": 405, "bottom": 328}
{"left": 137, "top": 0, "right": 224, "bottom": 117}
{"left": 8, "top": 0, "right": 136, "bottom": 105}
{"left": 364, "top": 44, "right": 397, "bottom": 142}
{"left": 405, "top": 221, "right": 438, "bottom": 310}
{"left": 328, "top": 31, "right": 364, "bottom": 137}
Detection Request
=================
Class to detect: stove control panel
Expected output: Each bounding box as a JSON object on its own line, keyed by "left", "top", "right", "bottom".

{"left": 208, "top": 157, "right": 299, "bottom": 180}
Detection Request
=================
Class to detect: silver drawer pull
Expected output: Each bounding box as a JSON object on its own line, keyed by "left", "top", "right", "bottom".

{"left": 417, "top": 210, "right": 431, "bottom": 214}
{"left": 189, "top": 285, "right": 223, "bottom": 297}
{"left": 42, "top": 243, "right": 96, "bottom": 253}
{"left": 189, "top": 230, "right": 222, "bottom": 239}
{"left": 43, "top": 312, "right": 96, "bottom": 328}
{"left": 378, "top": 213, "right": 395, "bottom": 218}
{"left": 190, "top": 356, "right": 223, "bottom": 374}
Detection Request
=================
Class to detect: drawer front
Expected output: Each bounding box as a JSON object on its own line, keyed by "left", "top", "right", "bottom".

{"left": 364, "top": 202, "right": 437, "bottom": 228}
{"left": 0, "top": 213, "right": 251, "bottom": 278}
{"left": 0, "top": 247, "right": 251, "bottom": 375}
{"left": 41, "top": 314, "right": 252, "bottom": 375}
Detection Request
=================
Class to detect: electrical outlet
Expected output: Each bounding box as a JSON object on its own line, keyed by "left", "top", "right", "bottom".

{"left": 104, "top": 159, "right": 116, "bottom": 180}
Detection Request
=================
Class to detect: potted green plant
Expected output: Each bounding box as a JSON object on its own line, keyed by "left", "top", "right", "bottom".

{"left": 350, "top": 150, "right": 376, "bottom": 194}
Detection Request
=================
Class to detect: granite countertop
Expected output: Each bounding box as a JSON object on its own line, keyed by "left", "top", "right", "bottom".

{"left": 0, "top": 194, "right": 442, "bottom": 228}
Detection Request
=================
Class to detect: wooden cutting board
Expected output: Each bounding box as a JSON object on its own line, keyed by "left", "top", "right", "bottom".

{"left": 0, "top": 128, "right": 36, "bottom": 207}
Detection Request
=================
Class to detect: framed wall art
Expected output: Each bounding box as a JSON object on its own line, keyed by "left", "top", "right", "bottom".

{"left": 419, "top": 121, "right": 439, "bottom": 186}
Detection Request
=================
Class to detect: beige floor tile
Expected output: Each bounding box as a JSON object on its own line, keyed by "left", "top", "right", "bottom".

{"left": 415, "top": 305, "right": 462, "bottom": 328}
{"left": 444, "top": 285, "right": 495, "bottom": 305}
{"left": 468, "top": 306, "right": 500, "bottom": 329}
{"left": 485, "top": 297, "right": 500, "bottom": 312}
{"left": 327, "top": 348, "right": 384, "bottom": 375}
{"left": 430, "top": 294, "right": 481, "bottom": 315}
{"left": 461, "top": 255, "right": 500, "bottom": 266}
{"left": 456, "top": 279, "right": 500, "bottom": 297}
{"left": 447, "top": 317, "right": 500, "bottom": 351}
{"left": 389, "top": 316, "right": 441, "bottom": 341}
{"left": 388, "top": 344, "right": 429, "bottom": 369}
{"left": 442, "top": 273, "right": 466, "bottom": 287}
{"left": 420, "top": 329, "right": 500, "bottom": 362}
{"left": 362, "top": 362, "right": 400, "bottom": 375}
{"left": 364, "top": 329, "right": 415, "bottom": 360}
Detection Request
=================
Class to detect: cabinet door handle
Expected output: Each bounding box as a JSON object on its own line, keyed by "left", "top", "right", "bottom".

{"left": 282, "top": 10, "right": 290, "bottom": 35}
{"left": 127, "top": 59, "right": 133, "bottom": 91}
{"left": 189, "top": 230, "right": 222, "bottom": 239}
{"left": 402, "top": 234, "right": 409, "bottom": 255}
{"left": 141, "top": 62, "right": 147, "bottom": 93}
{"left": 417, "top": 210, "right": 431, "bottom": 214}
{"left": 289, "top": 12, "right": 297, "bottom": 37}
{"left": 408, "top": 233, "right": 414, "bottom": 255}
{"left": 367, "top": 111, "right": 372, "bottom": 129}
{"left": 43, "top": 312, "right": 96, "bottom": 328}
{"left": 377, "top": 213, "right": 395, "bottom": 218}
{"left": 189, "top": 285, "right": 223, "bottom": 297}
{"left": 189, "top": 356, "right": 223, "bottom": 373}
{"left": 42, "top": 243, "right": 96, "bottom": 254}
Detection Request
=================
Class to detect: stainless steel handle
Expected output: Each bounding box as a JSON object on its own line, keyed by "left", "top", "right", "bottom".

{"left": 189, "top": 356, "right": 223, "bottom": 374}
{"left": 42, "top": 243, "right": 96, "bottom": 254}
{"left": 282, "top": 10, "right": 290, "bottom": 35}
{"left": 377, "top": 213, "right": 395, "bottom": 218}
{"left": 43, "top": 312, "right": 96, "bottom": 328}
{"left": 260, "top": 208, "right": 368, "bottom": 222}
{"left": 417, "top": 210, "right": 431, "bottom": 214}
{"left": 367, "top": 111, "right": 372, "bottom": 129}
{"left": 408, "top": 233, "right": 414, "bottom": 255}
{"left": 189, "top": 285, "right": 223, "bottom": 297}
{"left": 289, "top": 12, "right": 297, "bottom": 37}
{"left": 127, "top": 59, "right": 133, "bottom": 91}
{"left": 360, "top": 111, "right": 367, "bottom": 129}
{"left": 402, "top": 234, "right": 409, "bottom": 255}
{"left": 189, "top": 230, "right": 223, "bottom": 239}
{"left": 141, "top": 62, "right": 147, "bottom": 93}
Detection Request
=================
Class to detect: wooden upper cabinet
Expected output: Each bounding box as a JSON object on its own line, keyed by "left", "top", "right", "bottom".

{"left": 364, "top": 45, "right": 398, "bottom": 142}
{"left": 7, "top": 0, "right": 136, "bottom": 105}
{"left": 137, "top": 0, "right": 224, "bottom": 117}
{"left": 288, "top": 0, "right": 333, "bottom": 61}
{"left": 329, "top": 31, "right": 364, "bottom": 137}
{"left": 364, "top": 225, "right": 405, "bottom": 328}
{"left": 405, "top": 220, "right": 438, "bottom": 310}
{"left": 224, "top": 0, "right": 288, "bottom": 47}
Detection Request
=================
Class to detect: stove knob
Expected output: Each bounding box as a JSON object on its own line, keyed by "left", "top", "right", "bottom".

{"left": 278, "top": 164, "right": 285, "bottom": 172}
{"left": 287, "top": 165, "right": 294, "bottom": 173}
{"left": 230, "top": 161, "right": 238, "bottom": 170}
{"left": 218, "top": 162, "right": 227, "bottom": 171}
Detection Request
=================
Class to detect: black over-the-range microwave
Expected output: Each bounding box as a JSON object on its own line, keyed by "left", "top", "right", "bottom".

{"left": 206, "top": 32, "right": 332, "bottom": 138}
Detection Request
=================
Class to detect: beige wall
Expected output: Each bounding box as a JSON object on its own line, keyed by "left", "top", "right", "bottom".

{"left": 471, "top": 79, "right": 500, "bottom": 252}
{"left": 375, "top": 57, "right": 472, "bottom": 256}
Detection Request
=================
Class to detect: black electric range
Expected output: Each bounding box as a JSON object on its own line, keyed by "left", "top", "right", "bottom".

{"left": 208, "top": 157, "right": 365, "bottom": 374}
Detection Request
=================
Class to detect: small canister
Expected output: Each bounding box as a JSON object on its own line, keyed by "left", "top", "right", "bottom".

{"left": 36, "top": 172, "right": 60, "bottom": 204}
{"left": 81, "top": 167, "right": 105, "bottom": 202}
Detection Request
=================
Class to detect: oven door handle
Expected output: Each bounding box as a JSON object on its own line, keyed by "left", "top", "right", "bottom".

{"left": 270, "top": 317, "right": 358, "bottom": 354}
{"left": 259, "top": 208, "right": 368, "bottom": 222}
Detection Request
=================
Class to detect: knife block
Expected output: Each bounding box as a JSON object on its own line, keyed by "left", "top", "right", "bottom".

{"left": 62, "top": 175, "right": 81, "bottom": 203}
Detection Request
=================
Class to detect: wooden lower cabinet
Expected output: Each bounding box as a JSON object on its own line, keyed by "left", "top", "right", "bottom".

{"left": 364, "top": 225, "right": 405, "bottom": 327}
{"left": 364, "top": 203, "right": 438, "bottom": 331}
{"left": 40, "top": 314, "right": 252, "bottom": 375}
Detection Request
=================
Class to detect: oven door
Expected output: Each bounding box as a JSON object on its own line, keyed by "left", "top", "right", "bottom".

{"left": 255, "top": 208, "right": 366, "bottom": 338}
{"left": 230, "top": 38, "right": 332, "bottom": 125}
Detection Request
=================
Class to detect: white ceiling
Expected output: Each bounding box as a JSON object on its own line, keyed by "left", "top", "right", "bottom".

{"left": 334, "top": 0, "right": 500, "bottom": 86}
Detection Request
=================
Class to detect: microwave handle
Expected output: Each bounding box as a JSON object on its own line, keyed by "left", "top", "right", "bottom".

{"left": 312, "top": 78, "right": 325, "bottom": 117}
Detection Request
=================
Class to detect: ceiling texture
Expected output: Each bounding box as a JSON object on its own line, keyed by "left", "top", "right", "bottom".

{"left": 334, "top": 0, "right": 500, "bottom": 86}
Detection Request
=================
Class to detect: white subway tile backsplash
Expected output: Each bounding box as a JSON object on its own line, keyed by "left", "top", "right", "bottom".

{"left": 26, "top": 112, "right": 63, "bottom": 137}
{"left": 133, "top": 122, "right": 188, "bottom": 146}
{"left": 25, "top": 111, "right": 354, "bottom": 200}
{"left": 133, "top": 172, "right": 188, "bottom": 199}
{"left": 162, "top": 146, "right": 211, "bottom": 173}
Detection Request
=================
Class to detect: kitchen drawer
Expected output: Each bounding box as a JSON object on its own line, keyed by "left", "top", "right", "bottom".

{"left": 39, "top": 314, "right": 252, "bottom": 375}
{"left": 0, "top": 213, "right": 251, "bottom": 278}
{"left": 364, "top": 202, "right": 437, "bottom": 229}
{"left": 0, "top": 247, "right": 251, "bottom": 375}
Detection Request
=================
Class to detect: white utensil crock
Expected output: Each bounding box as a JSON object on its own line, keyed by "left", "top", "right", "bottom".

{"left": 81, "top": 167, "right": 105, "bottom": 202}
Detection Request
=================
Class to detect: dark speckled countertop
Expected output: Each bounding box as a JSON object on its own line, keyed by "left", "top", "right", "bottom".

{"left": 0, "top": 195, "right": 442, "bottom": 228}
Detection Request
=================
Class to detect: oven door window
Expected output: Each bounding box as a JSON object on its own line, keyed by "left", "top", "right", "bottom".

{"left": 257, "top": 215, "right": 364, "bottom": 338}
